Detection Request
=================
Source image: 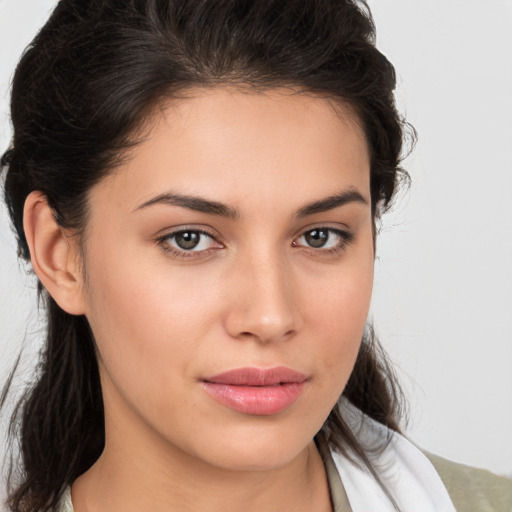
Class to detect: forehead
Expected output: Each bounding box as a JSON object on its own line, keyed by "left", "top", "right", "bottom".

{"left": 91, "top": 87, "right": 371, "bottom": 214}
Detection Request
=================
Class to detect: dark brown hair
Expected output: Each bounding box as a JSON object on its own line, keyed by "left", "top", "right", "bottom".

{"left": 1, "top": 1, "right": 411, "bottom": 510}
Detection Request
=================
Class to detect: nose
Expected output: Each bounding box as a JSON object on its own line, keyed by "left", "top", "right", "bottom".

{"left": 223, "top": 250, "right": 298, "bottom": 344}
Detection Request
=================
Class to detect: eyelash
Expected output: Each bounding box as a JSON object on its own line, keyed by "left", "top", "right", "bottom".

{"left": 156, "top": 227, "right": 355, "bottom": 259}
{"left": 156, "top": 228, "right": 220, "bottom": 258}
{"left": 293, "top": 228, "right": 355, "bottom": 256}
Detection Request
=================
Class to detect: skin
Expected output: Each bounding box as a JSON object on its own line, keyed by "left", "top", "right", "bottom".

{"left": 24, "top": 87, "right": 374, "bottom": 512}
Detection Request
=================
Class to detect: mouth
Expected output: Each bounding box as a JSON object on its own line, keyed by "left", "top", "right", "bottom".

{"left": 201, "top": 366, "right": 308, "bottom": 415}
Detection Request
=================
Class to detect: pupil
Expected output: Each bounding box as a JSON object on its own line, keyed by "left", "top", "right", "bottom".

{"left": 305, "top": 229, "right": 328, "bottom": 248}
{"left": 176, "top": 231, "right": 200, "bottom": 250}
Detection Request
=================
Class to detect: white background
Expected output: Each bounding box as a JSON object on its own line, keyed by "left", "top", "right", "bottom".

{"left": 1, "top": 0, "right": 511, "bottom": 494}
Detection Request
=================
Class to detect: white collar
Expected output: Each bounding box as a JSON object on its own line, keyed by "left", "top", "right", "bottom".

{"left": 330, "top": 400, "right": 456, "bottom": 512}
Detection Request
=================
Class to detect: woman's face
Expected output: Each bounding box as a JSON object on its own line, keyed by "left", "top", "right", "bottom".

{"left": 80, "top": 87, "right": 374, "bottom": 472}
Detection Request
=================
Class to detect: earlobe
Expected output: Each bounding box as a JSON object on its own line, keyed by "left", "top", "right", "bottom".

{"left": 23, "top": 191, "right": 87, "bottom": 315}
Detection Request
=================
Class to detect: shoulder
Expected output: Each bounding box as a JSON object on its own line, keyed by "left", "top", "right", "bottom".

{"left": 425, "top": 452, "right": 512, "bottom": 512}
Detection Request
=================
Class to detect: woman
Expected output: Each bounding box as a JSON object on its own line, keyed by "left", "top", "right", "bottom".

{"left": 1, "top": 1, "right": 511, "bottom": 511}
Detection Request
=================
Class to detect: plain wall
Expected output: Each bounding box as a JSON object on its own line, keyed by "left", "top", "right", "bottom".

{"left": 1, "top": 0, "right": 511, "bottom": 497}
{"left": 368, "top": 0, "right": 512, "bottom": 477}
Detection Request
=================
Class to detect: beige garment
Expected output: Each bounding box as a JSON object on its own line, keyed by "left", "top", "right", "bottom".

{"left": 56, "top": 451, "right": 512, "bottom": 512}
{"left": 424, "top": 452, "right": 512, "bottom": 512}
{"left": 322, "top": 449, "right": 512, "bottom": 512}
{"left": 321, "top": 446, "right": 353, "bottom": 512}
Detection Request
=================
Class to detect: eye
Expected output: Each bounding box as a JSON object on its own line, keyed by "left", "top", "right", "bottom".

{"left": 158, "top": 229, "right": 221, "bottom": 255}
{"left": 293, "top": 228, "right": 353, "bottom": 251}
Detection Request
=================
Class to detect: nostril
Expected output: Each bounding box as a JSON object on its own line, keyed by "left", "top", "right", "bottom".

{"left": 223, "top": 277, "right": 298, "bottom": 343}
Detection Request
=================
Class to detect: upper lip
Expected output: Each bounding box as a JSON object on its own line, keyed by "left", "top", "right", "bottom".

{"left": 203, "top": 366, "right": 308, "bottom": 386}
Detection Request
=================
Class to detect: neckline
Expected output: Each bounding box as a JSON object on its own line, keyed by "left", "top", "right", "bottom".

{"left": 58, "top": 445, "right": 353, "bottom": 512}
{"left": 317, "top": 441, "right": 353, "bottom": 512}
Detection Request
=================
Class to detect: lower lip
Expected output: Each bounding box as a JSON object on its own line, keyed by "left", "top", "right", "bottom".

{"left": 202, "top": 382, "right": 306, "bottom": 415}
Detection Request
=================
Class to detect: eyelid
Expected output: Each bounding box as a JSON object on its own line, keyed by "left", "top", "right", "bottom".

{"left": 156, "top": 226, "right": 224, "bottom": 257}
{"left": 292, "top": 222, "right": 352, "bottom": 240}
{"left": 292, "top": 226, "right": 355, "bottom": 252}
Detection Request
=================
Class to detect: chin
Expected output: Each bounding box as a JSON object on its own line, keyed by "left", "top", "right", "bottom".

{"left": 209, "top": 445, "right": 307, "bottom": 472}
{"left": 183, "top": 419, "right": 320, "bottom": 473}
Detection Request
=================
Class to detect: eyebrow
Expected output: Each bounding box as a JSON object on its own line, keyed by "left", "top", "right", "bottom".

{"left": 134, "top": 192, "right": 239, "bottom": 219}
{"left": 295, "top": 188, "right": 368, "bottom": 218}
{"left": 133, "top": 187, "right": 367, "bottom": 219}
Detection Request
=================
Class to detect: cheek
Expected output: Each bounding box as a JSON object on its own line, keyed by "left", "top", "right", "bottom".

{"left": 298, "top": 245, "right": 374, "bottom": 388}
{"left": 82, "top": 240, "right": 233, "bottom": 408}
{"left": 303, "top": 241, "right": 373, "bottom": 327}
{"left": 83, "top": 259, "right": 218, "bottom": 446}
{"left": 83, "top": 247, "right": 194, "bottom": 389}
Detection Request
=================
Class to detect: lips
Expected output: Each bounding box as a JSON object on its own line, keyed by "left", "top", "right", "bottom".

{"left": 202, "top": 366, "right": 308, "bottom": 415}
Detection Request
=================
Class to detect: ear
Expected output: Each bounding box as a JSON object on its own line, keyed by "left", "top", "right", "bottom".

{"left": 23, "top": 191, "right": 87, "bottom": 315}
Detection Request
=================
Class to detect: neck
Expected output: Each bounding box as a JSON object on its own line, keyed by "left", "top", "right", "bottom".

{"left": 71, "top": 398, "right": 332, "bottom": 512}
{"left": 73, "top": 441, "right": 331, "bottom": 512}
